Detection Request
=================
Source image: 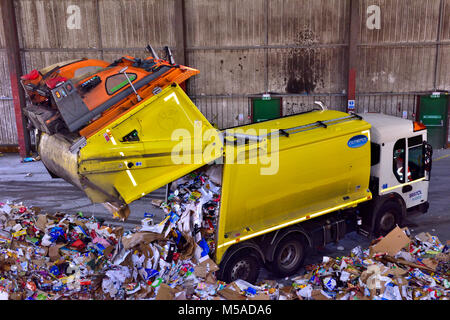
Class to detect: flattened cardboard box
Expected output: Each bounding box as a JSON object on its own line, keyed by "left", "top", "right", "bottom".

{"left": 194, "top": 258, "right": 219, "bottom": 279}
{"left": 155, "top": 283, "right": 176, "bottom": 300}
{"left": 371, "top": 226, "right": 410, "bottom": 256}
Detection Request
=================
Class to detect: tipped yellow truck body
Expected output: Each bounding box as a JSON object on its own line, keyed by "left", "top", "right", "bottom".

{"left": 40, "top": 83, "right": 372, "bottom": 265}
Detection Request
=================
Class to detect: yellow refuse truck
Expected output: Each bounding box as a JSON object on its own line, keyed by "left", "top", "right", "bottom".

{"left": 30, "top": 54, "right": 432, "bottom": 283}
{"left": 37, "top": 84, "right": 433, "bottom": 283}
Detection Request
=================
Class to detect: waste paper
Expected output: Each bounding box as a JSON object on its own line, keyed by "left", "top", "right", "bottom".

{"left": 0, "top": 168, "right": 448, "bottom": 300}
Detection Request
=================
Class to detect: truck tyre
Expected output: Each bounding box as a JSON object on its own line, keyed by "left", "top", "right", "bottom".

{"left": 270, "top": 234, "right": 306, "bottom": 277}
{"left": 220, "top": 249, "right": 261, "bottom": 284}
{"left": 374, "top": 200, "right": 402, "bottom": 237}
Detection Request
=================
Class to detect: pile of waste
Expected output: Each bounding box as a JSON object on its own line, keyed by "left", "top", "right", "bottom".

{"left": 0, "top": 166, "right": 230, "bottom": 300}
{"left": 0, "top": 167, "right": 449, "bottom": 300}
{"left": 289, "top": 227, "right": 450, "bottom": 300}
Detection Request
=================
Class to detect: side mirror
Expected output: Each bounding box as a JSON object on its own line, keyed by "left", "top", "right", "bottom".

{"left": 423, "top": 141, "right": 433, "bottom": 172}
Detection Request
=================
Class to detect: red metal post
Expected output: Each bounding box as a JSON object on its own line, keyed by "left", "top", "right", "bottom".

{"left": 348, "top": 68, "right": 356, "bottom": 102}
{"left": 1, "top": 0, "right": 31, "bottom": 158}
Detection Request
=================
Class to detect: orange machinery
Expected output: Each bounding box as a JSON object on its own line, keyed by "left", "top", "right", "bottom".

{"left": 21, "top": 46, "right": 199, "bottom": 139}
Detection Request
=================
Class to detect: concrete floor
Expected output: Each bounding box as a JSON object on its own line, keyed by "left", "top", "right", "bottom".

{"left": 0, "top": 153, "right": 167, "bottom": 230}
{"left": 0, "top": 148, "right": 449, "bottom": 281}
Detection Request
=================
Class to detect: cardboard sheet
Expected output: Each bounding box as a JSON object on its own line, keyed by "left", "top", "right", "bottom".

{"left": 371, "top": 226, "right": 410, "bottom": 256}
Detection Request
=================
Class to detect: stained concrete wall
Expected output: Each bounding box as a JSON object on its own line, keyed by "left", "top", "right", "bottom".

{"left": 0, "top": 0, "right": 448, "bottom": 144}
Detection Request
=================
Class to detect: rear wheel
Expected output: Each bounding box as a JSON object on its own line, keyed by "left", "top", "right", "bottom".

{"left": 374, "top": 200, "right": 402, "bottom": 237}
{"left": 219, "top": 249, "right": 261, "bottom": 284}
{"left": 270, "top": 234, "right": 306, "bottom": 277}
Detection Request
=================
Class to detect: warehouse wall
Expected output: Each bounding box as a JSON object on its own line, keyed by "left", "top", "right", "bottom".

{"left": 356, "top": 0, "right": 450, "bottom": 118}
{"left": 0, "top": 0, "right": 449, "bottom": 145}
{"left": 186, "top": 0, "right": 351, "bottom": 128}
{"left": 16, "top": 0, "right": 177, "bottom": 71}
{"left": 188, "top": 0, "right": 449, "bottom": 127}
{"left": 0, "top": 4, "right": 19, "bottom": 146}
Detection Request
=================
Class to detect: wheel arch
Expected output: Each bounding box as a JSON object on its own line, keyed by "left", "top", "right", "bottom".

{"left": 368, "top": 192, "right": 407, "bottom": 236}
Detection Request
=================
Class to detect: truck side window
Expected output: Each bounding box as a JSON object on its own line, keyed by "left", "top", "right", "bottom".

{"left": 393, "top": 139, "right": 406, "bottom": 183}
{"left": 408, "top": 136, "right": 425, "bottom": 181}
{"left": 106, "top": 73, "right": 137, "bottom": 95}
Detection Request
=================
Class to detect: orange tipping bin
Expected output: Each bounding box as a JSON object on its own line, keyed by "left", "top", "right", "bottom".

{"left": 20, "top": 48, "right": 200, "bottom": 218}
{"left": 21, "top": 52, "right": 199, "bottom": 138}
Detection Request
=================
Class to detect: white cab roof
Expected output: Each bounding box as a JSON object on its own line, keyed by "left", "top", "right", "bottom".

{"left": 358, "top": 113, "right": 415, "bottom": 143}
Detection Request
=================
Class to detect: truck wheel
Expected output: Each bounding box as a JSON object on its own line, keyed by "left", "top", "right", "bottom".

{"left": 374, "top": 200, "right": 402, "bottom": 237}
{"left": 270, "top": 234, "right": 306, "bottom": 277}
{"left": 220, "top": 249, "right": 261, "bottom": 284}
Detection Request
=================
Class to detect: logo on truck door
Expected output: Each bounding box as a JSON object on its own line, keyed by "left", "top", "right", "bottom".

{"left": 409, "top": 190, "right": 422, "bottom": 201}
{"left": 347, "top": 135, "right": 368, "bottom": 148}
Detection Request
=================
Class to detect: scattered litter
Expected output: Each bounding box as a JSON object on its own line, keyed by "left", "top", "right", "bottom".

{"left": 0, "top": 168, "right": 227, "bottom": 300}
{"left": 0, "top": 168, "right": 449, "bottom": 300}
{"left": 21, "top": 156, "right": 40, "bottom": 163}
{"left": 290, "top": 227, "right": 449, "bottom": 300}
{"left": 151, "top": 200, "right": 163, "bottom": 207}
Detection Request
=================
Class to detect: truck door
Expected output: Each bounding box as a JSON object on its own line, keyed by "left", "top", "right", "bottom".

{"left": 392, "top": 138, "right": 407, "bottom": 185}
{"left": 382, "top": 134, "right": 429, "bottom": 210}
{"left": 404, "top": 135, "right": 429, "bottom": 208}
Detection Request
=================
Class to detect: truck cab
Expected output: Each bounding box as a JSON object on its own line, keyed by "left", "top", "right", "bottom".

{"left": 359, "top": 113, "right": 432, "bottom": 237}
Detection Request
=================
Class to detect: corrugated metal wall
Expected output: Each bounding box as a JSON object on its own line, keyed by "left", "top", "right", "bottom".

{"left": 0, "top": 0, "right": 448, "bottom": 145}
{"left": 437, "top": 0, "right": 450, "bottom": 90}
{"left": 16, "top": 0, "right": 177, "bottom": 70}
{"left": 355, "top": 0, "right": 449, "bottom": 117}
{"left": 185, "top": 0, "right": 351, "bottom": 128}
{"left": 0, "top": 3, "right": 19, "bottom": 146}
{"left": 187, "top": 0, "right": 449, "bottom": 128}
